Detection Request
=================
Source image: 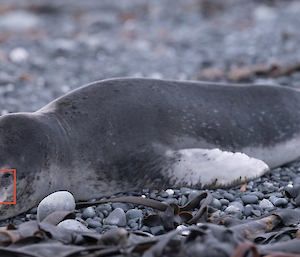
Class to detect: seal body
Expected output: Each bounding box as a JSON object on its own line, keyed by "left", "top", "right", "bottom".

{"left": 1, "top": 78, "right": 300, "bottom": 219}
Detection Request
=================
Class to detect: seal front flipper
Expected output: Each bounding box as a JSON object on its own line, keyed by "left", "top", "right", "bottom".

{"left": 164, "top": 148, "right": 269, "bottom": 189}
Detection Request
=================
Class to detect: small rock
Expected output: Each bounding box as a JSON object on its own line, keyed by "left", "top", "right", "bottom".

{"left": 293, "top": 177, "right": 300, "bottom": 186}
{"left": 86, "top": 218, "right": 102, "bottom": 228}
{"left": 223, "top": 193, "right": 235, "bottom": 202}
{"left": 95, "top": 227, "right": 103, "bottom": 233}
{"left": 265, "top": 206, "right": 277, "bottom": 212}
{"left": 28, "top": 206, "right": 37, "bottom": 214}
{"left": 126, "top": 209, "right": 143, "bottom": 221}
{"left": 274, "top": 198, "right": 288, "bottom": 207}
{"left": 224, "top": 205, "right": 243, "bottom": 219}
{"left": 0, "top": 72, "right": 14, "bottom": 85}
{"left": 228, "top": 201, "right": 244, "bottom": 212}
{"left": 269, "top": 196, "right": 278, "bottom": 205}
{"left": 188, "top": 190, "right": 201, "bottom": 201}
{"left": 57, "top": 219, "right": 90, "bottom": 232}
{"left": 250, "top": 191, "right": 265, "bottom": 200}
{"left": 253, "top": 5, "right": 277, "bottom": 21}
{"left": 241, "top": 195, "right": 258, "bottom": 204}
{"left": 210, "top": 210, "right": 222, "bottom": 218}
{"left": 180, "top": 187, "right": 192, "bottom": 195}
{"left": 159, "top": 190, "right": 169, "bottom": 198}
{"left": 105, "top": 208, "right": 126, "bottom": 227}
{"left": 162, "top": 198, "right": 178, "bottom": 205}
{"left": 259, "top": 199, "right": 274, "bottom": 209}
{"left": 220, "top": 199, "right": 229, "bottom": 206}
{"left": 179, "top": 195, "right": 188, "bottom": 206}
{"left": 96, "top": 204, "right": 112, "bottom": 214}
{"left": 243, "top": 205, "right": 254, "bottom": 217}
{"left": 252, "top": 209, "right": 261, "bottom": 217}
{"left": 210, "top": 198, "right": 222, "bottom": 209}
{"left": 252, "top": 204, "right": 264, "bottom": 213}
{"left": 166, "top": 189, "right": 174, "bottom": 196}
{"left": 82, "top": 207, "right": 96, "bottom": 220}
{"left": 37, "top": 191, "right": 75, "bottom": 222}
{"left": 0, "top": 10, "right": 42, "bottom": 31}
{"left": 9, "top": 47, "right": 29, "bottom": 63}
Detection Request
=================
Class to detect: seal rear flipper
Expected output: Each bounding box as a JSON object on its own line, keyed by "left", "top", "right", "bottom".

{"left": 164, "top": 148, "right": 269, "bottom": 189}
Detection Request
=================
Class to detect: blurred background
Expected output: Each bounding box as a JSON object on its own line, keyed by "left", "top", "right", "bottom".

{"left": 0, "top": 0, "right": 300, "bottom": 113}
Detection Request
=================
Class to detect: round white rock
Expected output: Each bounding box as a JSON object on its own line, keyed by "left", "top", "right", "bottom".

{"left": 37, "top": 191, "right": 76, "bottom": 222}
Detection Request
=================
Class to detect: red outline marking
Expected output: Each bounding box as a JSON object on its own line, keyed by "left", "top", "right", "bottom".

{"left": 0, "top": 169, "right": 16, "bottom": 204}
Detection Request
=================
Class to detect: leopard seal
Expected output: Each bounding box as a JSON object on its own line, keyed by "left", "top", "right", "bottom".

{"left": 1, "top": 77, "right": 300, "bottom": 220}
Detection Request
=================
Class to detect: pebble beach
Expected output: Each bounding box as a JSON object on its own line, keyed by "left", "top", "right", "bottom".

{"left": 1, "top": 0, "right": 300, "bottom": 243}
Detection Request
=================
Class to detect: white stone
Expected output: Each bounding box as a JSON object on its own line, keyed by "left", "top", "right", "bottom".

{"left": 37, "top": 191, "right": 75, "bottom": 222}
{"left": 259, "top": 199, "right": 274, "bottom": 209}
{"left": 57, "top": 219, "right": 90, "bottom": 232}
{"left": 9, "top": 47, "right": 29, "bottom": 63}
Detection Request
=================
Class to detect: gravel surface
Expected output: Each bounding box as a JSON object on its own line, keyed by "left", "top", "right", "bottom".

{"left": 1, "top": 0, "right": 300, "bottom": 236}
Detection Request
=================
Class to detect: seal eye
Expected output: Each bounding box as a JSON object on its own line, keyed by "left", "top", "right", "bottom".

{"left": 2, "top": 173, "right": 11, "bottom": 179}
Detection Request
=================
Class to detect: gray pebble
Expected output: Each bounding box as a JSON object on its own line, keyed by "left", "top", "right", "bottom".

{"left": 265, "top": 206, "right": 277, "bottom": 212}
{"left": 241, "top": 195, "right": 258, "bottom": 204}
{"left": 248, "top": 181, "right": 254, "bottom": 187}
{"left": 252, "top": 205, "right": 264, "bottom": 213}
{"left": 188, "top": 190, "right": 201, "bottom": 201}
{"left": 0, "top": 10, "right": 42, "bottom": 31}
{"left": 28, "top": 207, "right": 37, "bottom": 215}
{"left": 276, "top": 76, "right": 290, "bottom": 85}
{"left": 211, "top": 193, "right": 221, "bottom": 199}
{"left": 82, "top": 207, "right": 96, "bottom": 220}
{"left": 243, "top": 205, "right": 254, "bottom": 217}
{"left": 95, "top": 227, "right": 104, "bottom": 234}
{"left": 96, "top": 204, "right": 112, "bottom": 214}
{"left": 274, "top": 198, "right": 288, "bottom": 207}
{"left": 293, "top": 177, "right": 300, "bottom": 186}
{"left": 250, "top": 191, "right": 264, "bottom": 200}
{"left": 107, "top": 225, "right": 119, "bottom": 230}
{"left": 105, "top": 208, "right": 126, "bottom": 227}
{"left": 162, "top": 198, "right": 178, "bottom": 205}
{"left": 96, "top": 211, "right": 104, "bottom": 219}
{"left": 57, "top": 219, "right": 89, "bottom": 232}
{"left": 252, "top": 210, "right": 261, "bottom": 217}
{"left": 210, "top": 210, "right": 222, "bottom": 218}
{"left": 287, "top": 203, "right": 296, "bottom": 209}
{"left": 37, "top": 191, "right": 75, "bottom": 222}
{"left": 86, "top": 218, "right": 102, "bottom": 228}
{"left": 220, "top": 199, "right": 229, "bottom": 206}
{"left": 223, "top": 193, "right": 235, "bottom": 202}
{"left": 179, "top": 195, "right": 188, "bottom": 206}
{"left": 269, "top": 196, "right": 278, "bottom": 204}
{"left": 210, "top": 198, "right": 222, "bottom": 209}
{"left": 129, "top": 222, "right": 139, "bottom": 228}
{"left": 126, "top": 209, "right": 143, "bottom": 221}
{"left": 229, "top": 201, "right": 244, "bottom": 212}
{"left": 159, "top": 190, "right": 169, "bottom": 198}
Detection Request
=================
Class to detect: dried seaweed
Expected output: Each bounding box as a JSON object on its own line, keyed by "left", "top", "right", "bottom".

{"left": 1, "top": 194, "right": 300, "bottom": 256}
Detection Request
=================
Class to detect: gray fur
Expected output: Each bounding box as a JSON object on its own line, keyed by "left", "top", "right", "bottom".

{"left": 0, "top": 78, "right": 299, "bottom": 219}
